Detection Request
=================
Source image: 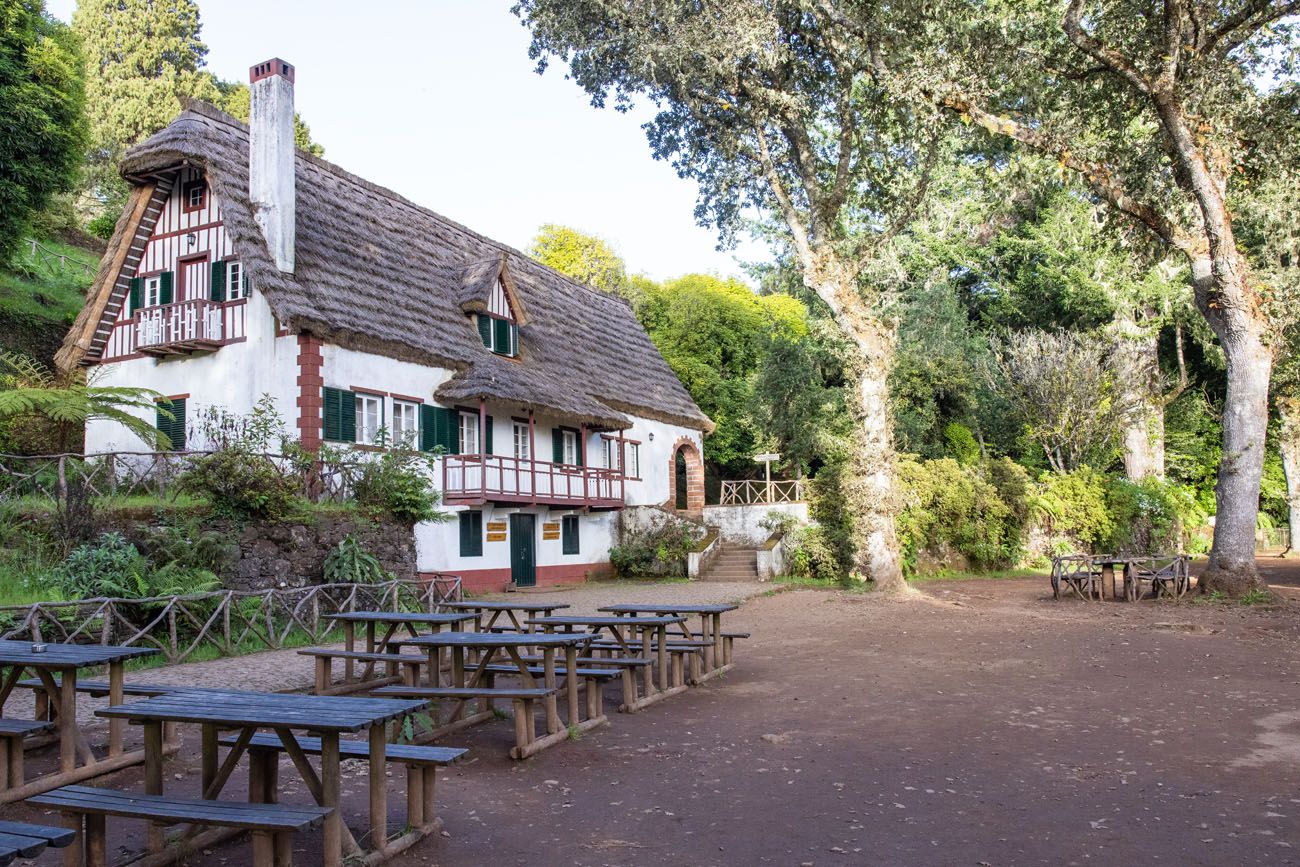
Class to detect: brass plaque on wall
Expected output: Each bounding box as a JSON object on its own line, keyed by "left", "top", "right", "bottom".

{"left": 542, "top": 522, "right": 561, "bottom": 541}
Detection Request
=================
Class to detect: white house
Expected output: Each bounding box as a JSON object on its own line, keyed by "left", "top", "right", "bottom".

{"left": 57, "top": 58, "right": 712, "bottom": 593}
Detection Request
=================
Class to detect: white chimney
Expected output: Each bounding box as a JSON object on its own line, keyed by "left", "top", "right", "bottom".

{"left": 248, "top": 58, "right": 296, "bottom": 273}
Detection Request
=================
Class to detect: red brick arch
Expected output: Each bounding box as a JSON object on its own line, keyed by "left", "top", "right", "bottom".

{"left": 669, "top": 436, "right": 705, "bottom": 515}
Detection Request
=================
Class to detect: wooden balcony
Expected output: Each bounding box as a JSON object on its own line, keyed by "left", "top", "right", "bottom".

{"left": 442, "top": 454, "right": 625, "bottom": 509}
{"left": 102, "top": 299, "right": 247, "bottom": 360}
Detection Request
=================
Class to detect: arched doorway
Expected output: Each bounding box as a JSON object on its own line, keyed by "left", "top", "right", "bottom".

{"left": 669, "top": 437, "right": 705, "bottom": 514}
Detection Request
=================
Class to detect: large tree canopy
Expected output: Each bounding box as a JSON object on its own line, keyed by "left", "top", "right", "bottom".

{"left": 0, "top": 0, "right": 86, "bottom": 264}
{"left": 528, "top": 223, "right": 630, "bottom": 297}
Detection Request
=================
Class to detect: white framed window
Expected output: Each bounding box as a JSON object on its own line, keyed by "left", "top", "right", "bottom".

{"left": 144, "top": 275, "right": 161, "bottom": 307}
{"left": 628, "top": 443, "right": 641, "bottom": 479}
{"left": 603, "top": 438, "right": 620, "bottom": 471}
{"left": 392, "top": 400, "right": 419, "bottom": 447}
{"left": 226, "top": 261, "right": 245, "bottom": 300}
{"left": 459, "top": 412, "right": 480, "bottom": 455}
{"left": 355, "top": 393, "right": 383, "bottom": 445}
{"left": 513, "top": 422, "right": 530, "bottom": 460}
{"left": 562, "top": 430, "right": 578, "bottom": 466}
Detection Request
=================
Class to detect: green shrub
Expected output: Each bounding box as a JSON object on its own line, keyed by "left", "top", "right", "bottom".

{"left": 896, "top": 457, "right": 1020, "bottom": 575}
{"left": 323, "top": 536, "right": 392, "bottom": 584}
{"left": 53, "top": 532, "right": 150, "bottom": 598}
{"left": 610, "top": 521, "right": 697, "bottom": 578}
{"left": 348, "top": 438, "right": 448, "bottom": 524}
{"left": 801, "top": 451, "right": 855, "bottom": 580}
{"left": 943, "top": 422, "right": 981, "bottom": 466}
{"left": 1035, "top": 467, "right": 1113, "bottom": 549}
{"left": 786, "top": 524, "right": 847, "bottom": 583}
{"left": 134, "top": 523, "right": 237, "bottom": 578}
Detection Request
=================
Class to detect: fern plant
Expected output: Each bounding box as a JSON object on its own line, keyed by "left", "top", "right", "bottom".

{"left": 322, "top": 536, "right": 392, "bottom": 585}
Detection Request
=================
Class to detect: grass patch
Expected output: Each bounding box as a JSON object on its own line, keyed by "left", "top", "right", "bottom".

{"left": 0, "top": 238, "right": 96, "bottom": 326}
{"left": 1237, "top": 588, "right": 1275, "bottom": 606}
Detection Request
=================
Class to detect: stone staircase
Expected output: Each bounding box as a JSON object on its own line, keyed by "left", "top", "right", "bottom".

{"left": 702, "top": 544, "right": 760, "bottom": 582}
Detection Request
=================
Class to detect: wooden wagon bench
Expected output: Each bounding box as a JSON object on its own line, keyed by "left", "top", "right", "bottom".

{"left": 0, "top": 819, "right": 74, "bottom": 866}
{"left": 1051, "top": 554, "right": 1192, "bottom": 602}
{"left": 29, "top": 785, "right": 330, "bottom": 867}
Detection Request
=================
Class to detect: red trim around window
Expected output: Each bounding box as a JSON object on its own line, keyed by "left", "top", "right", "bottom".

{"left": 390, "top": 393, "right": 425, "bottom": 404}
{"left": 181, "top": 180, "right": 207, "bottom": 213}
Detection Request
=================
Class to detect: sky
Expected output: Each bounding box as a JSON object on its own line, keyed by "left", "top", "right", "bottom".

{"left": 45, "top": 0, "right": 768, "bottom": 283}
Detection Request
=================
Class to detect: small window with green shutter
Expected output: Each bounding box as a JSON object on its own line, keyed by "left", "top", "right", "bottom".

{"left": 459, "top": 511, "right": 483, "bottom": 557}
{"left": 322, "top": 387, "right": 357, "bottom": 443}
{"left": 561, "top": 515, "right": 579, "bottom": 555}
{"left": 419, "top": 406, "right": 459, "bottom": 454}
{"left": 155, "top": 398, "right": 186, "bottom": 451}
{"left": 159, "top": 270, "right": 174, "bottom": 306}
{"left": 210, "top": 260, "right": 227, "bottom": 302}
{"left": 477, "top": 315, "right": 492, "bottom": 348}
{"left": 127, "top": 277, "right": 142, "bottom": 315}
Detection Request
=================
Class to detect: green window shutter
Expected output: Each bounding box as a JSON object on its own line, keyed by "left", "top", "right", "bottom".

{"left": 562, "top": 515, "right": 579, "bottom": 555}
{"left": 209, "top": 260, "right": 227, "bottom": 302}
{"left": 156, "top": 398, "right": 186, "bottom": 451}
{"left": 484, "top": 415, "right": 494, "bottom": 455}
{"left": 339, "top": 390, "right": 357, "bottom": 443}
{"left": 322, "top": 387, "right": 356, "bottom": 443}
{"left": 459, "top": 511, "right": 483, "bottom": 557}
{"left": 420, "top": 404, "right": 437, "bottom": 452}
{"left": 477, "top": 315, "right": 492, "bottom": 348}
{"left": 429, "top": 407, "right": 459, "bottom": 455}
{"left": 552, "top": 428, "right": 563, "bottom": 464}
{"left": 159, "top": 271, "right": 174, "bottom": 305}
{"left": 493, "top": 318, "right": 511, "bottom": 356}
{"left": 128, "top": 277, "right": 142, "bottom": 315}
{"left": 575, "top": 431, "right": 584, "bottom": 467}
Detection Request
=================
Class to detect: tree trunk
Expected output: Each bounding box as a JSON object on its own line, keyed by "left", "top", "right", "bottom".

{"left": 1278, "top": 398, "right": 1300, "bottom": 559}
{"left": 1196, "top": 268, "right": 1272, "bottom": 594}
{"left": 808, "top": 266, "right": 906, "bottom": 593}
{"left": 845, "top": 333, "right": 906, "bottom": 592}
{"left": 1111, "top": 314, "right": 1165, "bottom": 480}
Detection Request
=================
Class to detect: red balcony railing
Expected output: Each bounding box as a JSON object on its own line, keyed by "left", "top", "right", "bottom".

{"left": 442, "top": 453, "right": 624, "bottom": 508}
{"left": 102, "top": 299, "right": 247, "bottom": 360}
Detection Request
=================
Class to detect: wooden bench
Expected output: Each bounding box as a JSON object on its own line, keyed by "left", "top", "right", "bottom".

{"left": 686, "top": 630, "right": 749, "bottom": 665}
{"left": 0, "top": 819, "right": 74, "bottom": 867}
{"left": 372, "top": 684, "right": 564, "bottom": 760}
{"left": 219, "top": 734, "right": 465, "bottom": 831}
{"left": 589, "top": 637, "right": 715, "bottom": 684}
{"left": 515, "top": 654, "right": 660, "bottom": 713}
{"left": 28, "top": 784, "right": 331, "bottom": 867}
{"left": 297, "top": 648, "right": 430, "bottom": 695}
{"left": 0, "top": 718, "right": 55, "bottom": 788}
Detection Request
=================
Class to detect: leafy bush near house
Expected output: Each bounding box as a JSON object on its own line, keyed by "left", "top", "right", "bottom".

{"left": 179, "top": 397, "right": 306, "bottom": 522}
{"left": 51, "top": 532, "right": 221, "bottom": 599}
{"left": 347, "top": 439, "right": 448, "bottom": 524}
{"left": 786, "top": 524, "right": 848, "bottom": 583}
{"left": 1032, "top": 468, "right": 1205, "bottom": 555}
{"left": 609, "top": 521, "right": 698, "bottom": 578}
{"left": 322, "top": 536, "right": 392, "bottom": 584}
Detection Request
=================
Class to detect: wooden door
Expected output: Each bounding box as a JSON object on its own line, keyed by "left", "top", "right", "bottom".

{"left": 178, "top": 254, "right": 208, "bottom": 303}
{"left": 510, "top": 514, "right": 536, "bottom": 587}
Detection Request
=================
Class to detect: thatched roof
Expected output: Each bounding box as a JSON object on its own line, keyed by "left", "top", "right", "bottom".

{"left": 72, "top": 102, "right": 711, "bottom": 433}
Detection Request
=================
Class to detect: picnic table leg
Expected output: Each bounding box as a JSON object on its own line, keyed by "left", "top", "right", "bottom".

{"left": 712, "top": 614, "right": 723, "bottom": 670}
{"left": 107, "top": 661, "right": 124, "bottom": 757}
{"left": 542, "top": 648, "right": 560, "bottom": 734}
{"left": 320, "top": 731, "right": 342, "bottom": 867}
{"left": 201, "top": 724, "right": 218, "bottom": 793}
{"left": 642, "top": 629, "right": 655, "bottom": 695}
{"left": 85, "top": 813, "right": 107, "bottom": 867}
{"left": 343, "top": 622, "right": 355, "bottom": 685}
{"left": 656, "top": 625, "right": 668, "bottom": 692}
{"left": 565, "top": 645, "right": 580, "bottom": 725}
{"left": 144, "top": 720, "right": 164, "bottom": 852}
{"left": 368, "top": 723, "right": 388, "bottom": 853}
{"left": 58, "top": 668, "right": 77, "bottom": 774}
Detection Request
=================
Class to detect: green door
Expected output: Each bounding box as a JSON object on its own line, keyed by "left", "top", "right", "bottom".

{"left": 509, "top": 513, "right": 536, "bottom": 587}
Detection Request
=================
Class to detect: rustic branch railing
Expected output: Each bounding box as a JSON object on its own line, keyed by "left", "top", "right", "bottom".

{"left": 719, "top": 478, "right": 806, "bottom": 505}
{"left": 0, "top": 451, "right": 360, "bottom": 509}
{"left": 0, "top": 577, "right": 462, "bottom": 665}
{"left": 23, "top": 238, "right": 98, "bottom": 279}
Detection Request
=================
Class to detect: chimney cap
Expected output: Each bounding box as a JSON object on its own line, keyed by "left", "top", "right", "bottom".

{"left": 250, "top": 58, "right": 294, "bottom": 84}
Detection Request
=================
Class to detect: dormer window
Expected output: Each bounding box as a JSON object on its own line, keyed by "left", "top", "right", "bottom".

{"left": 477, "top": 315, "right": 518, "bottom": 357}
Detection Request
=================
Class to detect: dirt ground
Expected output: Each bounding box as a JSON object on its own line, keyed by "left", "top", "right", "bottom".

{"left": 12, "top": 560, "right": 1300, "bottom": 866}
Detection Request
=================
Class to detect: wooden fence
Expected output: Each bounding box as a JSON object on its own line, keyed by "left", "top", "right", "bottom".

{"left": 23, "top": 238, "right": 98, "bottom": 280}
{"left": 0, "top": 451, "right": 359, "bottom": 509}
{"left": 0, "top": 577, "right": 461, "bottom": 665}
{"left": 719, "top": 478, "right": 806, "bottom": 505}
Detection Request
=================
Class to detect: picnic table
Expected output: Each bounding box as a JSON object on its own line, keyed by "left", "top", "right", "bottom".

{"left": 315, "top": 611, "right": 476, "bottom": 694}
{"left": 598, "top": 603, "right": 740, "bottom": 682}
{"left": 1051, "top": 554, "right": 1191, "bottom": 601}
{"left": 392, "top": 631, "right": 600, "bottom": 758}
{"left": 0, "top": 640, "right": 157, "bottom": 802}
{"left": 436, "top": 600, "right": 571, "bottom": 632}
{"left": 96, "top": 690, "right": 427, "bottom": 867}
{"left": 525, "top": 615, "right": 689, "bottom": 710}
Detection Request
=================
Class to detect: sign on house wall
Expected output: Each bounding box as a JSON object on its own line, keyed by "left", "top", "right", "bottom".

{"left": 486, "top": 520, "right": 507, "bottom": 542}
{"left": 542, "top": 522, "right": 561, "bottom": 541}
